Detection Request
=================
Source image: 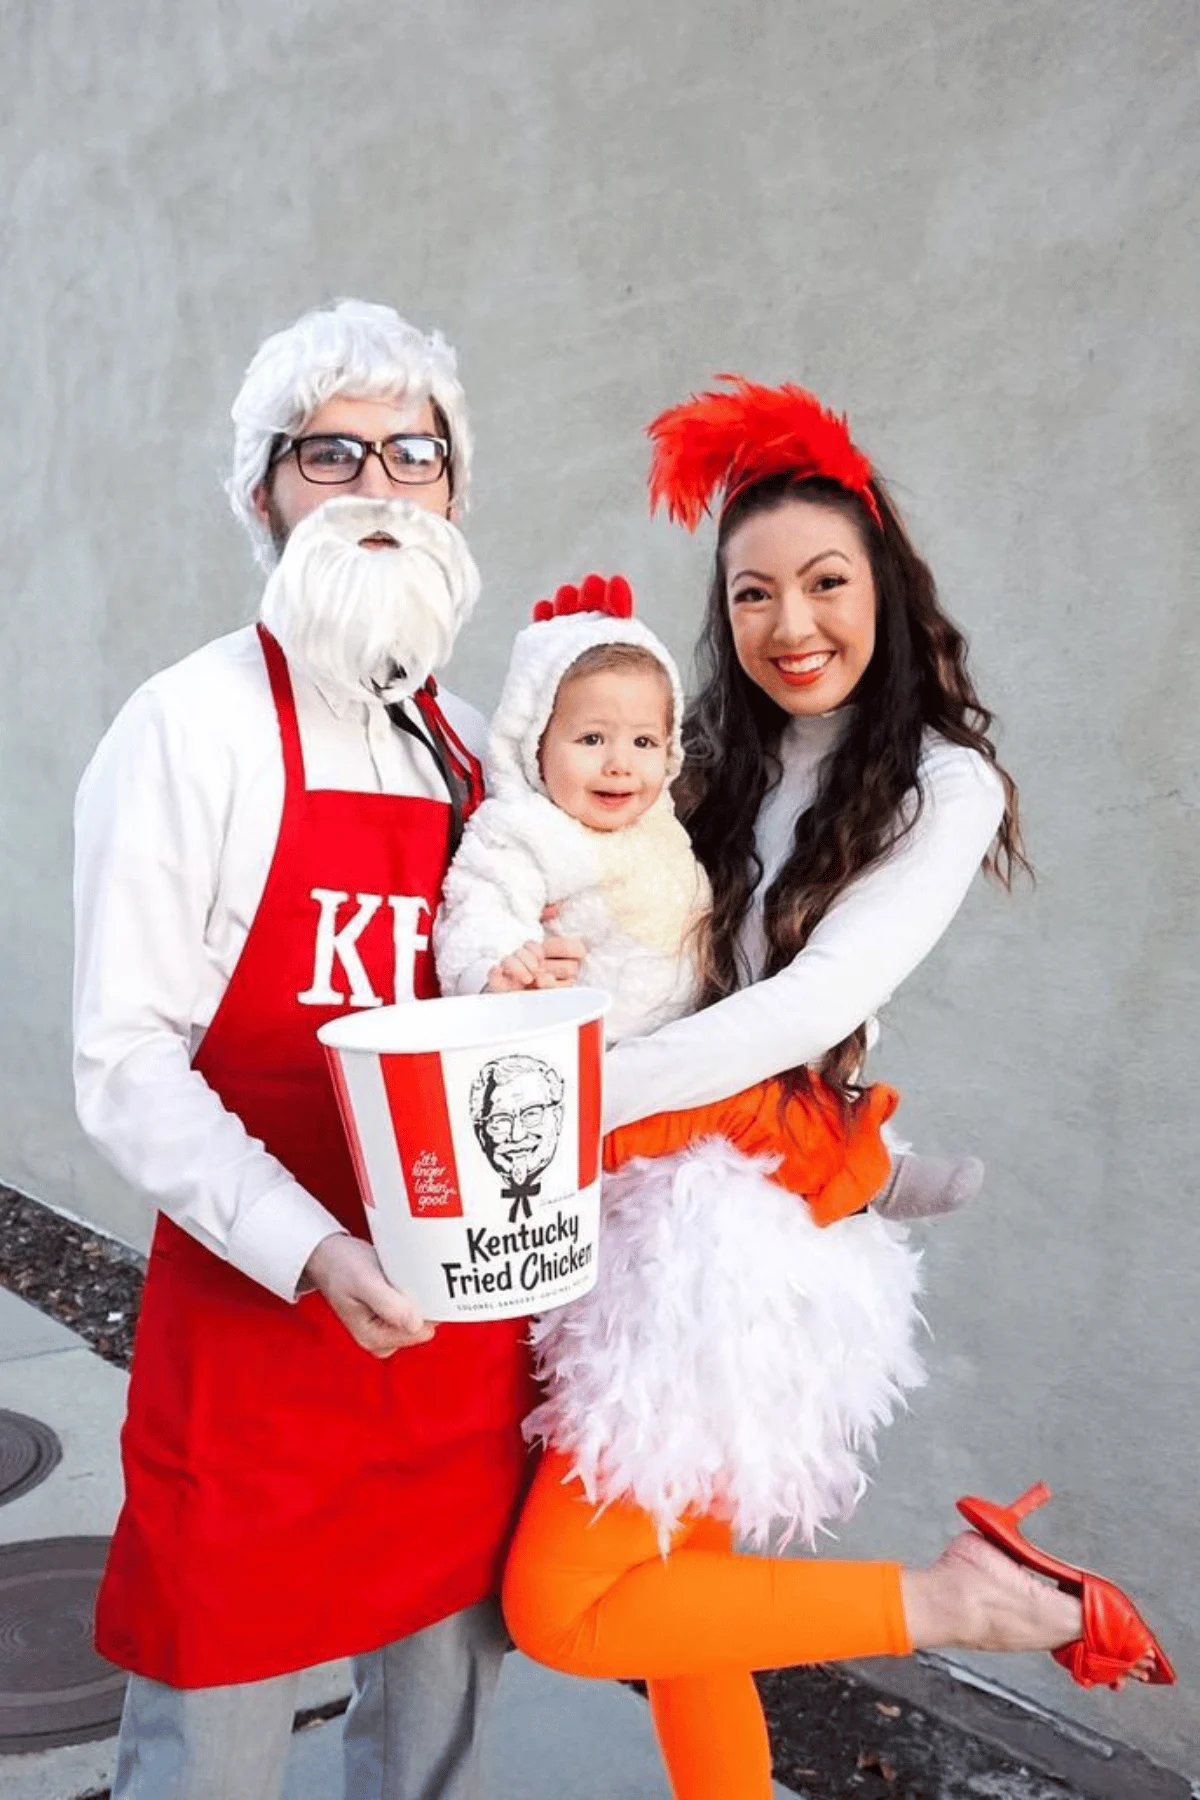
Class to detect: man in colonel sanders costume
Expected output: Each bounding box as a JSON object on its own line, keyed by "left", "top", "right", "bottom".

{"left": 73, "top": 300, "right": 581, "bottom": 1799}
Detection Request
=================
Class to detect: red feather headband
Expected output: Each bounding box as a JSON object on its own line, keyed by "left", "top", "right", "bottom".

{"left": 646, "top": 374, "right": 880, "bottom": 530}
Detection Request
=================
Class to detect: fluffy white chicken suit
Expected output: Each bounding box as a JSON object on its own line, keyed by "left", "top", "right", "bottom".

{"left": 433, "top": 609, "right": 925, "bottom": 1554}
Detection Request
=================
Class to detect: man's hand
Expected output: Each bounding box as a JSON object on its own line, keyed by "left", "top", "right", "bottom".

{"left": 303, "top": 1233, "right": 435, "bottom": 1356}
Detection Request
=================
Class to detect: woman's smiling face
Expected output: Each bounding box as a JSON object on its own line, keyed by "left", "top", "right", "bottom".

{"left": 723, "top": 496, "right": 877, "bottom": 716}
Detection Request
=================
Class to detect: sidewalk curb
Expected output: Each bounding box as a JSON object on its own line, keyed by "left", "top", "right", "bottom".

{"left": 842, "top": 1653, "right": 1191, "bottom": 1799}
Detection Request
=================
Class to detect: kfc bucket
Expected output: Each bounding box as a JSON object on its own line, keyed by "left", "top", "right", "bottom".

{"left": 318, "top": 988, "right": 610, "bottom": 1321}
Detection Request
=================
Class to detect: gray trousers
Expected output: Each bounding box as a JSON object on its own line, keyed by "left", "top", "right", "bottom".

{"left": 109, "top": 1599, "right": 509, "bottom": 1800}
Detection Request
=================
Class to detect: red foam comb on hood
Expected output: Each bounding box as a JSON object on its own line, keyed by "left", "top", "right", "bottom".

{"left": 531, "top": 573, "right": 634, "bottom": 623}
{"left": 646, "top": 374, "right": 879, "bottom": 529}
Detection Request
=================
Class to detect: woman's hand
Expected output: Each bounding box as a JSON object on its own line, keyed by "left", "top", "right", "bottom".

{"left": 485, "top": 933, "right": 586, "bottom": 993}
{"left": 303, "top": 1233, "right": 435, "bottom": 1356}
{"left": 539, "top": 905, "right": 586, "bottom": 988}
{"left": 537, "top": 934, "right": 586, "bottom": 986}
{"left": 486, "top": 942, "right": 547, "bottom": 992}
{"left": 484, "top": 911, "right": 587, "bottom": 994}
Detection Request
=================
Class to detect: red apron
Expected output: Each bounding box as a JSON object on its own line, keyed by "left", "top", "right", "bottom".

{"left": 96, "top": 628, "right": 536, "bottom": 1688}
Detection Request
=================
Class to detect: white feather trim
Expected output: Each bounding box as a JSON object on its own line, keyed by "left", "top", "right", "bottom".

{"left": 525, "top": 1139, "right": 926, "bottom": 1553}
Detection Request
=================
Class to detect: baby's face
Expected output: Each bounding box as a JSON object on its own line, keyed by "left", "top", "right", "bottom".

{"left": 540, "top": 668, "right": 671, "bottom": 832}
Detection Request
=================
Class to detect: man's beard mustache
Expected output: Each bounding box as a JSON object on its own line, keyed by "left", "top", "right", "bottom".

{"left": 259, "top": 496, "right": 481, "bottom": 707}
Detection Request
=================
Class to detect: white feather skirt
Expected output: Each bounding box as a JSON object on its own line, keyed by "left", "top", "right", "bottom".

{"left": 524, "top": 1140, "right": 926, "bottom": 1553}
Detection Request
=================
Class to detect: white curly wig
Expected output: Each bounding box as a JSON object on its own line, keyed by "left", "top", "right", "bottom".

{"left": 227, "top": 299, "right": 473, "bottom": 567}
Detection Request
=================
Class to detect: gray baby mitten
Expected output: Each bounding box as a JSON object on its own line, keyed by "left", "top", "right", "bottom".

{"left": 872, "top": 1152, "right": 984, "bottom": 1220}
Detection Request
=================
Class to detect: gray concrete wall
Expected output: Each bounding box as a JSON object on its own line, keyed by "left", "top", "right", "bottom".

{"left": 3, "top": 0, "right": 1196, "bottom": 1772}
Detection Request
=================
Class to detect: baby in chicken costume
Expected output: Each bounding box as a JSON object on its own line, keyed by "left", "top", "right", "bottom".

{"left": 435, "top": 575, "right": 705, "bottom": 1040}
{"left": 434, "top": 576, "right": 929, "bottom": 1553}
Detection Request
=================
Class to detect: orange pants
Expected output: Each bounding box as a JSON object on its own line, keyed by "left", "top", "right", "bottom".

{"left": 503, "top": 1452, "right": 910, "bottom": 1800}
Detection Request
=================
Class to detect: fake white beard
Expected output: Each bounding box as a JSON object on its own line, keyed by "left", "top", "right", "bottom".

{"left": 259, "top": 496, "right": 481, "bottom": 706}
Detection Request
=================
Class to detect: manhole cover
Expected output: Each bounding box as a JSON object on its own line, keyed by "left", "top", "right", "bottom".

{"left": 0, "top": 1411, "right": 62, "bottom": 1507}
{"left": 0, "top": 1537, "right": 127, "bottom": 1751}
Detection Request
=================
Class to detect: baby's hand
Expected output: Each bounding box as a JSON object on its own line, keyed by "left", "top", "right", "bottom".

{"left": 485, "top": 942, "right": 547, "bottom": 992}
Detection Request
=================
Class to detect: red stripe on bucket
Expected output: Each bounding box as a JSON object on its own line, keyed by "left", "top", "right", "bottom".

{"left": 577, "top": 1018, "right": 604, "bottom": 1189}
{"left": 380, "top": 1051, "right": 465, "bottom": 1218}
{"left": 325, "top": 1048, "right": 377, "bottom": 1211}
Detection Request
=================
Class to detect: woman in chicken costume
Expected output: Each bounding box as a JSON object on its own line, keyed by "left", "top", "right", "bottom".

{"left": 437, "top": 569, "right": 920, "bottom": 1520}
{"left": 498, "top": 379, "right": 1174, "bottom": 1799}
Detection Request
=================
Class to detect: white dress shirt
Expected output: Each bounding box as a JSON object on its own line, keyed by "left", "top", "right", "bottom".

{"left": 603, "top": 716, "right": 1006, "bottom": 1130}
{"left": 73, "top": 625, "right": 486, "bottom": 1303}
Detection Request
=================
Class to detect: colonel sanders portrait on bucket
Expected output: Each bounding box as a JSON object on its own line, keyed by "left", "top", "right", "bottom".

{"left": 470, "top": 1055, "right": 565, "bottom": 1221}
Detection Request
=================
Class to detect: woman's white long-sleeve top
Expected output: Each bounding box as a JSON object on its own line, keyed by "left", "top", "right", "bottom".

{"left": 603, "top": 711, "right": 1006, "bottom": 1130}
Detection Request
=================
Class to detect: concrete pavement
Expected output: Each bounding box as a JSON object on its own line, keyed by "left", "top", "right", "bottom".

{"left": 285, "top": 1655, "right": 798, "bottom": 1799}
{"left": 0, "top": 1289, "right": 350, "bottom": 1796}
{"left": 0, "top": 1284, "right": 795, "bottom": 1798}
{"left": 0, "top": 1285, "right": 131, "bottom": 1800}
{"left": 0, "top": 1277, "right": 1158, "bottom": 1799}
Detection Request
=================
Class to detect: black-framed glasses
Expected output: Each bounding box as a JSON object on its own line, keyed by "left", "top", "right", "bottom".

{"left": 269, "top": 432, "right": 450, "bottom": 487}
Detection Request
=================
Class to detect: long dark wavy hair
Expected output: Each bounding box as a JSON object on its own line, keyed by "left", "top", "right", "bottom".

{"left": 677, "top": 470, "right": 1027, "bottom": 1101}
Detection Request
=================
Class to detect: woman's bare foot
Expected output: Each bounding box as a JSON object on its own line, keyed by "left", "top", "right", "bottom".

{"left": 905, "top": 1532, "right": 1079, "bottom": 1651}
{"left": 902, "top": 1533, "right": 1158, "bottom": 1681}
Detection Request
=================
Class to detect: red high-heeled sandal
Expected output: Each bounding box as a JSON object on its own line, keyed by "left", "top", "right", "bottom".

{"left": 955, "top": 1483, "right": 1175, "bottom": 1690}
